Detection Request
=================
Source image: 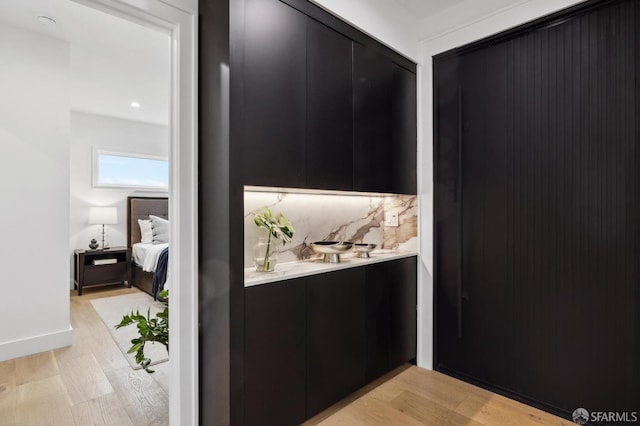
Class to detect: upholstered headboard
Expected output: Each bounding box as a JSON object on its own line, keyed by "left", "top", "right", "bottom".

{"left": 127, "top": 197, "right": 169, "bottom": 246}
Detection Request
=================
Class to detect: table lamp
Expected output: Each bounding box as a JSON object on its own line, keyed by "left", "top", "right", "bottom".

{"left": 88, "top": 207, "right": 118, "bottom": 249}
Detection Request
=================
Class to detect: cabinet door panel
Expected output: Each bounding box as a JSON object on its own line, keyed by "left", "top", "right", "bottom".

{"left": 353, "top": 45, "right": 417, "bottom": 194}
{"left": 306, "top": 18, "right": 353, "bottom": 190}
{"left": 353, "top": 44, "right": 393, "bottom": 193}
{"left": 387, "top": 257, "right": 417, "bottom": 368}
{"left": 366, "top": 257, "right": 417, "bottom": 377}
{"left": 365, "top": 263, "right": 390, "bottom": 382}
{"left": 241, "top": 0, "right": 306, "bottom": 187}
{"left": 391, "top": 64, "right": 417, "bottom": 194}
{"left": 306, "top": 268, "right": 366, "bottom": 417}
{"left": 245, "top": 280, "right": 306, "bottom": 426}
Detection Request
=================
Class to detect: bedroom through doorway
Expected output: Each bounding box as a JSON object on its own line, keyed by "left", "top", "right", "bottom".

{"left": 65, "top": 0, "right": 173, "bottom": 419}
{"left": 0, "top": 0, "right": 196, "bottom": 423}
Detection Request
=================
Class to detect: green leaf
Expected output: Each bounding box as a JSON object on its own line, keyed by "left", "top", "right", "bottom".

{"left": 128, "top": 342, "right": 144, "bottom": 354}
{"left": 117, "top": 289, "right": 170, "bottom": 373}
{"left": 253, "top": 207, "right": 295, "bottom": 246}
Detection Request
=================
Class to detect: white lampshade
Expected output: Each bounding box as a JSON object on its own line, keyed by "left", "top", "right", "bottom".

{"left": 88, "top": 207, "right": 118, "bottom": 225}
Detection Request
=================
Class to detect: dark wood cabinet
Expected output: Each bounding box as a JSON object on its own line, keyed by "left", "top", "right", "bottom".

{"left": 390, "top": 64, "right": 417, "bottom": 195}
{"left": 237, "top": 0, "right": 416, "bottom": 193}
{"left": 387, "top": 257, "right": 417, "bottom": 368}
{"left": 245, "top": 279, "right": 306, "bottom": 426}
{"left": 353, "top": 44, "right": 417, "bottom": 194}
{"left": 241, "top": 0, "right": 307, "bottom": 188}
{"left": 306, "top": 18, "right": 354, "bottom": 190}
{"left": 353, "top": 43, "right": 393, "bottom": 193}
{"left": 201, "top": 0, "right": 417, "bottom": 422}
{"left": 243, "top": 257, "right": 417, "bottom": 424}
{"left": 73, "top": 248, "right": 131, "bottom": 296}
{"left": 365, "top": 257, "right": 417, "bottom": 382}
{"left": 306, "top": 268, "right": 366, "bottom": 417}
{"left": 364, "top": 263, "right": 390, "bottom": 382}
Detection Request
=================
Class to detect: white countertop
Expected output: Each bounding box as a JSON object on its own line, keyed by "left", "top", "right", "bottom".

{"left": 244, "top": 250, "right": 418, "bottom": 287}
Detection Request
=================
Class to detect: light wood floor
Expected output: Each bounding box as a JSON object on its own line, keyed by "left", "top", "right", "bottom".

{"left": 1, "top": 286, "right": 573, "bottom": 426}
{"left": 0, "top": 285, "right": 169, "bottom": 426}
{"left": 306, "top": 366, "right": 573, "bottom": 426}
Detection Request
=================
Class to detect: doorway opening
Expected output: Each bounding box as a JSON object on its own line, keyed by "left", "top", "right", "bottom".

{"left": 74, "top": 0, "right": 198, "bottom": 424}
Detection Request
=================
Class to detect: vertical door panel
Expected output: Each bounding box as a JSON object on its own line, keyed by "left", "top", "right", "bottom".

{"left": 306, "top": 18, "right": 353, "bottom": 190}
{"left": 245, "top": 280, "right": 306, "bottom": 426}
{"left": 503, "top": 2, "right": 639, "bottom": 411}
{"left": 365, "top": 262, "right": 390, "bottom": 382}
{"left": 306, "top": 268, "right": 366, "bottom": 417}
{"left": 241, "top": 0, "right": 306, "bottom": 187}
{"left": 391, "top": 64, "right": 418, "bottom": 194}
{"left": 435, "top": 0, "right": 639, "bottom": 417}
{"left": 353, "top": 44, "right": 393, "bottom": 193}
{"left": 434, "top": 54, "right": 464, "bottom": 372}
{"left": 388, "top": 257, "right": 418, "bottom": 368}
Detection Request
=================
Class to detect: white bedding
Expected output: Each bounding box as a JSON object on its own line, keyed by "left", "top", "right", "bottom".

{"left": 132, "top": 242, "right": 169, "bottom": 272}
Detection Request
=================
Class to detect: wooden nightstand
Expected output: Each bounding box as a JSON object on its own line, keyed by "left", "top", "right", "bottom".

{"left": 74, "top": 247, "right": 131, "bottom": 295}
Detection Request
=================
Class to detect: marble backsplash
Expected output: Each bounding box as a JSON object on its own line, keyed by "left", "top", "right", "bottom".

{"left": 244, "top": 190, "right": 418, "bottom": 267}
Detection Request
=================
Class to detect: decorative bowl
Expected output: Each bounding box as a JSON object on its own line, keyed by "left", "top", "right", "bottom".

{"left": 310, "top": 241, "right": 354, "bottom": 263}
{"left": 353, "top": 243, "right": 377, "bottom": 258}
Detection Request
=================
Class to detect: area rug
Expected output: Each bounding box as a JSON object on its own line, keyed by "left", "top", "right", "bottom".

{"left": 90, "top": 292, "right": 169, "bottom": 370}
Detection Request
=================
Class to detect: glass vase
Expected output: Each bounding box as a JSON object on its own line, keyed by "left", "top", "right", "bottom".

{"left": 253, "top": 236, "right": 278, "bottom": 272}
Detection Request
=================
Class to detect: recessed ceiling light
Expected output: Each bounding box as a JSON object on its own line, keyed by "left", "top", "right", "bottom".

{"left": 130, "top": 101, "right": 141, "bottom": 109}
{"left": 37, "top": 15, "right": 57, "bottom": 28}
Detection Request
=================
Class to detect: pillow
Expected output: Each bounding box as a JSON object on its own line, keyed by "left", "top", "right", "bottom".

{"left": 149, "top": 215, "right": 169, "bottom": 244}
{"left": 138, "top": 219, "right": 153, "bottom": 244}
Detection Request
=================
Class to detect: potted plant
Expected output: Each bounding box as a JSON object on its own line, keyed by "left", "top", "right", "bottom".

{"left": 253, "top": 207, "right": 295, "bottom": 272}
{"left": 116, "top": 289, "right": 169, "bottom": 373}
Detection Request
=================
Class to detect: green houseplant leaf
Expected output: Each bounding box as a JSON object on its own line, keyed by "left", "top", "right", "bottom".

{"left": 115, "top": 290, "right": 169, "bottom": 373}
{"left": 253, "top": 207, "right": 295, "bottom": 271}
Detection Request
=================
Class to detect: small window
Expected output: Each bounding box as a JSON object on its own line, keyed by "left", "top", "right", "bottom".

{"left": 94, "top": 150, "right": 169, "bottom": 191}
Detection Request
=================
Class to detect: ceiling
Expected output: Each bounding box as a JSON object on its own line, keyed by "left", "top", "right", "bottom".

{"left": 390, "top": 0, "right": 532, "bottom": 42}
{"left": 0, "top": 0, "right": 533, "bottom": 127}
{"left": 0, "top": 0, "right": 170, "bottom": 126}
{"left": 392, "top": 0, "right": 465, "bottom": 20}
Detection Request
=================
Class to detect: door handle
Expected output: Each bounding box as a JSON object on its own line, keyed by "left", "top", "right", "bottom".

{"left": 457, "top": 86, "right": 464, "bottom": 339}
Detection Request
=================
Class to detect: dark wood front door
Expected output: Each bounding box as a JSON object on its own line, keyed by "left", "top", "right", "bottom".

{"left": 435, "top": 0, "right": 640, "bottom": 418}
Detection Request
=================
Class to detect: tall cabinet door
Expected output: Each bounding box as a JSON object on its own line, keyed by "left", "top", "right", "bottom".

{"left": 365, "top": 257, "right": 417, "bottom": 382}
{"left": 390, "top": 63, "right": 417, "bottom": 194}
{"left": 353, "top": 44, "right": 416, "bottom": 194}
{"left": 435, "top": 0, "right": 640, "bottom": 417}
{"left": 306, "top": 268, "right": 366, "bottom": 417}
{"left": 241, "top": 0, "right": 306, "bottom": 187}
{"left": 306, "top": 18, "right": 353, "bottom": 190}
{"left": 245, "top": 279, "right": 307, "bottom": 426}
{"left": 353, "top": 43, "right": 393, "bottom": 193}
{"left": 387, "top": 256, "right": 417, "bottom": 368}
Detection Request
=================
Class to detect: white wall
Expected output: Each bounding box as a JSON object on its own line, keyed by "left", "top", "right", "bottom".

{"left": 310, "top": 0, "right": 419, "bottom": 61}
{"left": 416, "top": 0, "right": 587, "bottom": 370}
{"left": 0, "top": 23, "right": 72, "bottom": 361}
{"left": 69, "top": 111, "right": 168, "bottom": 285}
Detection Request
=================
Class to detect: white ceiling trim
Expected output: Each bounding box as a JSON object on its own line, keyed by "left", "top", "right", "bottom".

{"left": 417, "top": 0, "right": 532, "bottom": 43}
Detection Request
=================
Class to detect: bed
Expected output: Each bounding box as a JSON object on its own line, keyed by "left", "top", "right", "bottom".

{"left": 127, "top": 196, "right": 169, "bottom": 297}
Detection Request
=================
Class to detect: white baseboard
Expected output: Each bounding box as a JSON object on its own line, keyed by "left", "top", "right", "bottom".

{"left": 0, "top": 327, "right": 73, "bottom": 362}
